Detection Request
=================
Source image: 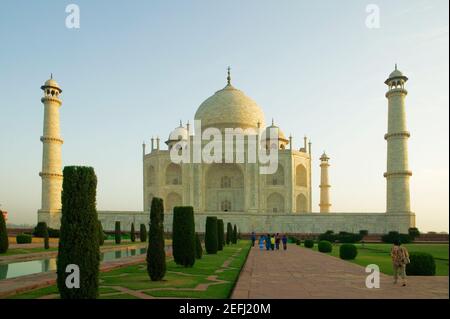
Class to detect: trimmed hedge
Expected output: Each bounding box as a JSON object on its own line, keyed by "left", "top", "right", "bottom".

{"left": 16, "top": 233, "right": 32, "bottom": 244}
{"left": 130, "top": 223, "right": 136, "bottom": 242}
{"left": 97, "top": 221, "right": 104, "bottom": 246}
{"left": 0, "top": 211, "right": 7, "bottom": 254}
{"left": 33, "top": 222, "right": 47, "bottom": 237}
{"left": 381, "top": 231, "right": 412, "bottom": 244}
{"left": 115, "top": 221, "right": 121, "bottom": 244}
{"left": 406, "top": 252, "right": 436, "bottom": 276}
{"left": 408, "top": 227, "right": 420, "bottom": 240}
{"left": 226, "top": 222, "right": 232, "bottom": 245}
{"left": 147, "top": 197, "right": 166, "bottom": 280}
{"left": 318, "top": 231, "right": 363, "bottom": 243}
{"left": 304, "top": 239, "right": 314, "bottom": 248}
{"left": 217, "top": 219, "right": 224, "bottom": 251}
{"left": 33, "top": 223, "right": 60, "bottom": 238}
{"left": 318, "top": 240, "right": 332, "bottom": 253}
{"left": 57, "top": 166, "right": 100, "bottom": 299}
{"left": 42, "top": 222, "right": 50, "bottom": 249}
{"left": 205, "top": 217, "right": 218, "bottom": 254}
{"left": 339, "top": 244, "right": 358, "bottom": 260}
{"left": 172, "top": 206, "right": 196, "bottom": 267}
{"left": 296, "top": 239, "right": 301, "bottom": 245}
{"left": 195, "top": 233, "right": 203, "bottom": 259}
{"left": 359, "top": 230, "right": 369, "bottom": 236}
{"left": 140, "top": 224, "right": 147, "bottom": 242}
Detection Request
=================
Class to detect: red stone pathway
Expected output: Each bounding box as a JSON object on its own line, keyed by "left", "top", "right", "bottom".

{"left": 231, "top": 245, "right": 449, "bottom": 299}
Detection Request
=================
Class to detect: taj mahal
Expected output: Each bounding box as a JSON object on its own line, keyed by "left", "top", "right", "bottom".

{"left": 37, "top": 66, "right": 416, "bottom": 234}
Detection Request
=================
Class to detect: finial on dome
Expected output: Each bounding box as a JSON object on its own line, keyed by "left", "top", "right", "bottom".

{"left": 395, "top": 63, "right": 398, "bottom": 70}
{"left": 50, "top": 73, "right": 53, "bottom": 79}
{"left": 271, "top": 118, "right": 274, "bottom": 126}
{"left": 179, "top": 120, "right": 183, "bottom": 127}
{"left": 227, "top": 66, "right": 231, "bottom": 85}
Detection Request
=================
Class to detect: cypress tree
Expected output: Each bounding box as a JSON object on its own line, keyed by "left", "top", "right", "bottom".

{"left": 146, "top": 197, "right": 166, "bottom": 281}
{"left": 0, "top": 211, "right": 9, "bottom": 254}
{"left": 205, "top": 217, "right": 218, "bottom": 254}
{"left": 226, "top": 222, "right": 232, "bottom": 245}
{"left": 172, "top": 206, "right": 196, "bottom": 267}
{"left": 232, "top": 224, "right": 238, "bottom": 244}
{"left": 97, "top": 221, "right": 104, "bottom": 246}
{"left": 140, "top": 223, "right": 147, "bottom": 242}
{"left": 57, "top": 166, "right": 100, "bottom": 299}
{"left": 43, "top": 222, "right": 50, "bottom": 250}
{"left": 130, "top": 223, "right": 136, "bottom": 242}
{"left": 115, "top": 221, "right": 121, "bottom": 244}
{"left": 195, "top": 233, "right": 203, "bottom": 259}
{"left": 217, "top": 219, "right": 224, "bottom": 251}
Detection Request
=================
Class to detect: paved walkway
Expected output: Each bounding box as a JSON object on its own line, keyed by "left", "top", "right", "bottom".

{"left": 231, "top": 245, "right": 449, "bottom": 299}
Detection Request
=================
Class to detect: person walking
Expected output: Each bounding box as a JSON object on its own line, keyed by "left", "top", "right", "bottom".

{"left": 265, "top": 234, "right": 271, "bottom": 251}
{"left": 270, "top": 234, "right": 275, "bottom": 251}
{"left": 259, "top": 235, "right": 265, "bottom": 251}
{"left": 282, "top": 234, "right": 288, "bottom": 250}
{"left": 275, "top": 233, "right": 281, "bottom": 250}
{"left": 251, "top": 232, "right": 256, "bottom": 247}
{"left": 391, "top": 240, "right": 410, "bottom": 286}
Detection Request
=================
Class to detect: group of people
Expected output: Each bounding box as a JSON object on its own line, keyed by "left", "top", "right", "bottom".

{"left": 250, "top": 232, "right": 288, "bottom": 251}
{"left": 249, "top": 232, "right": 411, "bottom": 286}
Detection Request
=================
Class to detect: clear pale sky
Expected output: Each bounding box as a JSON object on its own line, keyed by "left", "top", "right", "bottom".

{"left": 0, "top": 0, "right": 448, "bottom": 232}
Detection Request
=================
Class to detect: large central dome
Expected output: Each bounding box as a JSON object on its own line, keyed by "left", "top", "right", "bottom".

{"left": 194, "top": 80, "right": 266, "bottom": 131}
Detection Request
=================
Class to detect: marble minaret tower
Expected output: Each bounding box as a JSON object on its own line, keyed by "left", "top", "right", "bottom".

{"left": 37, "top": 76, "right": 63, "bottom": 228}
{"left": 384, "top": 65, "right": 412, "bottom": 214}
{"left": 319, "top": 152, "right": 331, "bottom": 213}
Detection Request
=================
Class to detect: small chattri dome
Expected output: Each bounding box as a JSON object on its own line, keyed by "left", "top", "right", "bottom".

{"left": 320, "top": 152, "right": 329, "bottom": 160}
{"left": 262, "top": 120, "right": 288, "bottom": 141}
{"left": 41, "top": 74, "right": 62, "bottom": 93}
{"left": 167, "top": 122, "right": 188, "bottom": 143}
{"left": 385, "top": 64, "right": 408, "bottom": 84}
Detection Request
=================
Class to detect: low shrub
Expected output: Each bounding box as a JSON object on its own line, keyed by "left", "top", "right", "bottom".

{"left": 339, "top": 244, "right": 358, "bottom": 260}
{"left": 47, "top": 228, "right": 60, "bottom": 238}
{"left": 406, "top": 252, "right": 436, "bottom": 276}
{"left": 381, "top": 231, "right": 412, "bottom": 244}
{"left": 318, "top": 240, "right": 332, "bottom": 253}
{"left": 408, "top": 227, "right": 420, "bottom": 240}
{"left": 304, "top": 239, "right": 314, "bottom": 248}
{"left": 318, "top": 231, "right": 336, "bottom": 243}
{"left": 359, "top": 230, "right": 369, "bottom": 236}
{"left": 296, "top": 239, "right": 301, "bottom": 245}
{"left": 16, "top": 233, "right": 32, "bottom": 244}
{"left": 337, "top": 232, "right": 363, "bottom": 243}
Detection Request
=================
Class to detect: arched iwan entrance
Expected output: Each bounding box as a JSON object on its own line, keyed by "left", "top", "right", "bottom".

{"left": 205, "top": 164, "right": 244, "bottom": 212}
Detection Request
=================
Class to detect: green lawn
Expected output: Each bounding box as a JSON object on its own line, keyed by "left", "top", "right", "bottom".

{"left": 9, "top": 240, "right": 251, "bottom": 299}
{"left": 312, "top": 243, "right": 448, "bottom": 276}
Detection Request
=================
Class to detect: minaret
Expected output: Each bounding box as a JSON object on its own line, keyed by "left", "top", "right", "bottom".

{"left": 319, "top": 152, "right": 331, "bottom": 213}
{"left": 38, "top": 75, "right": 63, "bottom": 228}
{"left": 384, "top": 65, "right": 412, "bottom": 214}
